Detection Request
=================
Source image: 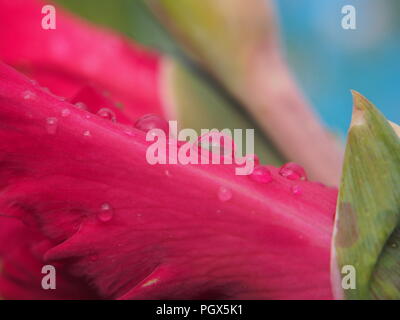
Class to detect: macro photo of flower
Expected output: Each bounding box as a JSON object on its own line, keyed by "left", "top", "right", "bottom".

{"left": 0, "top": 0, "right": 400, "bottom": 303}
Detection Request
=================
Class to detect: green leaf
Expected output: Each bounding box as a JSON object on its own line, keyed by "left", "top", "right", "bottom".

{"left": 332, "top": 91, "right": 400, "bottom": 300}
{"left": 145, "top": 0, "right": 276, "bottom": 99}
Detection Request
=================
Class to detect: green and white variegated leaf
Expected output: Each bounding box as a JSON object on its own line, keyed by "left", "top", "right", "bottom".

{"left": 332, "top": 91, "right": 400, "bottom": 300}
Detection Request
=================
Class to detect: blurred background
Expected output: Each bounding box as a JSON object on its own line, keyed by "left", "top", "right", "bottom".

{"left": 54, "top": 0, "right": 400, "bottom": 138}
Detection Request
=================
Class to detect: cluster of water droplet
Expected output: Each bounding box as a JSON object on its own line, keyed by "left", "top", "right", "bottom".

{"left": 97, "top": 203, "right": 114, "bottom": 222}
{"left": 27, "top": 82, "right": 310, "bottom": 208}
{"left": 278, "top": 162, "right": 307, "bottom": 181}
{"left": 45, "top": 117, "right": 58, "bottom": 135}
{"left": 218, "top": 186, "right": 233, "bottom": 202}
{"left": 217, "top": 162, "right": 308, "bottom": 202}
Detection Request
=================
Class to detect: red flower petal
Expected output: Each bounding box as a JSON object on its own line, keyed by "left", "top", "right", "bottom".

{"left": 0, "top": 0, "right": 165, "bottom": 120}
{"left": 0, "top": 218, "right": 98, "bottom": 299}
{"left": 69, "top": 85, "right": 133, "bottom": 125}
{"left": 0, "top": 63, "right": 336, "bottom": 299}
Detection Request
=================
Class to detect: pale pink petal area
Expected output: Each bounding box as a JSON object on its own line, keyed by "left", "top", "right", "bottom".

{"left": 0, "top": 0, "right": 164, "bottom": 120}
{"left": 0, "top": 63, "right": 336, "bottom": 299}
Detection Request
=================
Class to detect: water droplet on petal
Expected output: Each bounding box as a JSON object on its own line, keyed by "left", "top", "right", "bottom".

{"left": 61, "top": 108, "right": 71, "bottom": 117}
{"left": 74, "top": 102, "right": 88, "bottom": 111}
{"left": 45, "top": 117, "right": 58, "bottom": 135}
{"left": 23, "top": 90, "right": 36, "bottom": 100}
{"left": 236, "top": 154, "right": 260, "bottom": 175}
{"left": 97, "top": 108, "right": 116, "bottom": 122}
{"left": 30, "top": 79, "right": 38, "bottom": 86}
{"left": 196, "top": 131, "right": 236, "bottom": 158}
{"left": 291, "top": 185, "right": 302, "bottom": 195}
{"left": 83, "top": 130, "right": 91, "bottom": 137}
{"left": 279, "top": 162, "right": 307, "bottom": 181}
{"left": 97, "top": 203, "right": 114, "bottom": 222}
{"left": 165, "top": 170, "right": 172, "bottom": 177}
{"left": 218, "top": 186, "right": 232, "bottom": 202}
{"left": 134, "top": 114, "right": 169, "bottom": 135}
{"left": 249, "top": 166, "right": 273, "bottom": 183}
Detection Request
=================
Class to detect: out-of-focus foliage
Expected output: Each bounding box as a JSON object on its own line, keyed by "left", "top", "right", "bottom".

{"left": 54, "top": 0, "right": 285, "bottom": 165}
{"left": 55, "top": 0, "right": 178, "bottom": 55}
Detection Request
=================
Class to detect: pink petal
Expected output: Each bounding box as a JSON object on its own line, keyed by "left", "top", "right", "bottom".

{"left": 0, "top": 63, "right": 336, "bottom": 299}
{"left": 0, "top": 0, "right": 165, "bottom": 120}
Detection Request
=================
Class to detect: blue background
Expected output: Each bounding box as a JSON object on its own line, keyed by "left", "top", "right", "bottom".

{"left": 275, "top": 0, "right": 400, "bottom": 137}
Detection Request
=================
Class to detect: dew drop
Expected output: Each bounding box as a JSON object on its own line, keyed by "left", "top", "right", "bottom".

{"left": 45, "top": 117, "right": 58, "bottom": 135}
{"left": 197, "top": 131, "right": 236, "bottom": 157}
{"left": 61, "top": 108, "right": 71, "bottom": 117}
{"left": 249, "top": 166, "right": 273, "bottom": 183}
{"left": 291, "top": 185, "right": 302, "bottom": 195}
{"left": 23, "top": 90, "right": 36, "bottom": 100}
{"left": 97, "top": 108, "right": 116, "bottom": 122}
{"left": 74, "top": 102, "right": 88, "bottom": 111}
{"left": 97, "top": 203, "right": 114, "bottom": 222}
{"left": 279, "top": 162, "right": 307, "bottom": 181}
{"left": 134, "top": 114, "right": 169, "bottom": 135}
{"left": 218, "top": 186, "right": 232, "bottom": 202}
{"left": 165, "top": 170, "right": 172, "bottom": 177}
{"left": 83, "top": 130, "right": 91, "bottom": 137}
